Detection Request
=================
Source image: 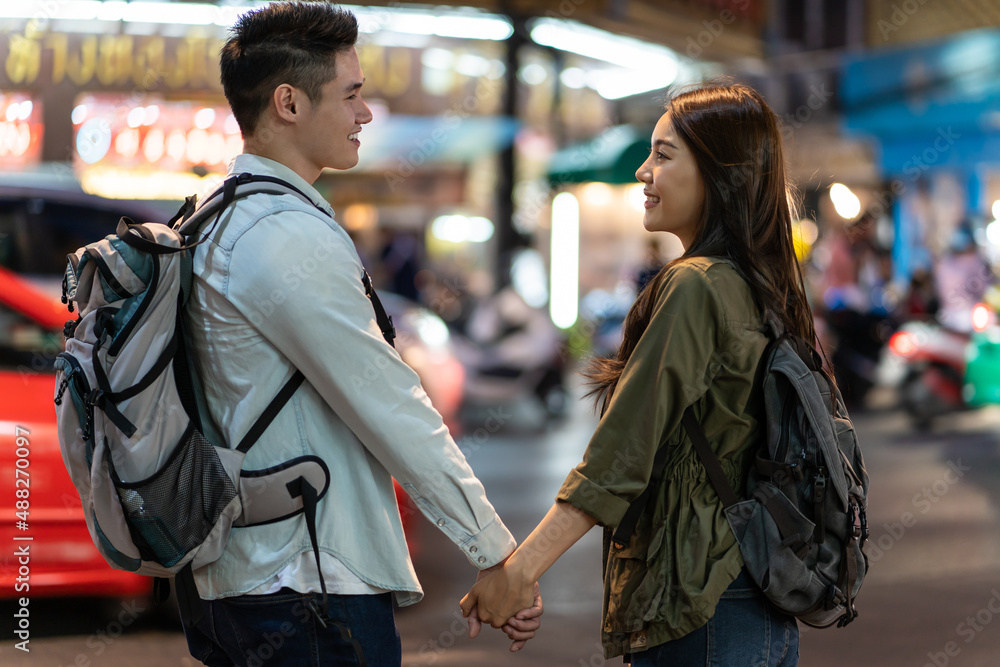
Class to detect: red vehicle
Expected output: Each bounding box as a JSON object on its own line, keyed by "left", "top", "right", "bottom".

{"left": 0, "top": 267, "right": 152, "bottom": 598}
{"left": 0, "top": 266, "right": 435, "bottom": 603}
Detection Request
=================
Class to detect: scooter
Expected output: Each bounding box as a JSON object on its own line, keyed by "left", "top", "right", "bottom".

{"left": 451, "top": 287, "right": 569, "bottom": 424}
{"left": 886, "top": 318, "right": 970, "bottom": 430}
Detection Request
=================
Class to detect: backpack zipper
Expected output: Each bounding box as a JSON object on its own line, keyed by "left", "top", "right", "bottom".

{"left": 813, "top": 465, "right": 828, "bottom": 542}
{"left": 55, "top": 353, "right": 95, "bottom": 445}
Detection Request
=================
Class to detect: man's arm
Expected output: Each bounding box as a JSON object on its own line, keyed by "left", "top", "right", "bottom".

{"left": 229, "top": 207, "right": 515, "bottom": 567}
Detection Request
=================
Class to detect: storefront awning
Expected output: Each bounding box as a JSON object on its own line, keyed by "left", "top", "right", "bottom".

{"left": 840, "top": 29, "right": 1000, "bottom": 173}
{"left": 547, "top": 125, "right": 648, "bottom": 185}
{"left": 353, "top": 114, "right": 520, "bottom": 171}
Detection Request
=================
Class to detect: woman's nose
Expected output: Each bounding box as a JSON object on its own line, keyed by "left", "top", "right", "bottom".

{"left": 635, "top": 161, "right": 650, "bottom": 183}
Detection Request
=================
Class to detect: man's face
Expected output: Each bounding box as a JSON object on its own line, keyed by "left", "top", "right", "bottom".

{"left": 297, "top": 48, "right": 372, "bottom": 174}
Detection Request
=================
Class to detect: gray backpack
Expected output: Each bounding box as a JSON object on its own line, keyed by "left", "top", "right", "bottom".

{"left": 614, "top": 318, "right": 870, "bottom": 628}
{"left": 54, "top": 173, "right": 395, "bottom": 625}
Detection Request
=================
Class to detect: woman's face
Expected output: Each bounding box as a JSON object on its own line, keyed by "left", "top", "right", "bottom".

{"left": 635, "top": 113, "right": 705, "bottom": 248}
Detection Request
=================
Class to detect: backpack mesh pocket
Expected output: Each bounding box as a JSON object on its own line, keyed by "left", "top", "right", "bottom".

{"left": 113, "top": 425, "right": 237, "bottom": 567}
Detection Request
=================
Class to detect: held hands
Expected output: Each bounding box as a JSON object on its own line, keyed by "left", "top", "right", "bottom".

{"left": 460, "top": 503, "right": 595, "bottom": 651}
{"left": 460, "top": 561, "right": 541, "bottom": 651}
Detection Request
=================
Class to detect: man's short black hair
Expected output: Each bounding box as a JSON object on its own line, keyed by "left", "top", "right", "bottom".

{"left": 220, "top": 1, "right": 358, "bottom": 137}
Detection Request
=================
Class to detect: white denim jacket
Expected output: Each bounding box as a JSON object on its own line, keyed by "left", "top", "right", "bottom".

{"left": 184, "top": 154, "right": 516, "bottom": 604}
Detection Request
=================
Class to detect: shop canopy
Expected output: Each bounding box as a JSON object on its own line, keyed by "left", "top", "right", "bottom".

{"left": 354, "top": 114, "right": 520, "bottom": 171}
{"left": 546, "top": 125, "right": 649, "bottom": 185}
{"left": 840, "top": 28, "right": 1000, "bottom": 174}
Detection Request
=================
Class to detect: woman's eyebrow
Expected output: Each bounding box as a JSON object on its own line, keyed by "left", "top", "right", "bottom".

{"left": 653, "top": 138, "right": 678, "bottom": 150}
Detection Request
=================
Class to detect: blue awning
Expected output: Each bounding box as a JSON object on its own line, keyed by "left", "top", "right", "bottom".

{"left": 840, "top": 28, "right": 1000, "bottom": 174}
{"left": 354, "top": 114, "right": 519, "bottom": 171}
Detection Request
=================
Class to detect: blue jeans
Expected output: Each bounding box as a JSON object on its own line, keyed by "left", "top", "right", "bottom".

{"left": 183, "top": 589, "right": 401, "bottom": 667}
{"left": 630, "top": 571, "right": 798, "bottom": 667}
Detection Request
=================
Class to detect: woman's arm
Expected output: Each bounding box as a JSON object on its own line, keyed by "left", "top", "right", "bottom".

{"left": 460, "top": 501, "right": 597, "bottom": 628}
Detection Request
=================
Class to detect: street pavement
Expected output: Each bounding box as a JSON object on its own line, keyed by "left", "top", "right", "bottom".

{"left": 7, "top": 385, "right": 1000, "bottom": 666}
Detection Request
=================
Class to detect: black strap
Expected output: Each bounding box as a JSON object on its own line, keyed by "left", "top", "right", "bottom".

{"left": 174, "top": 562, "right": 203, "bottom": 626}
{"left": 115, "top": 174, "right": 243, "bottom": 257}
{"left": 196, "top": 173, "right": 318, "bottom": 211}
{"left": 152, "top": 576, "right": 171, "bottom": 605}
{"left": 89, "top": 339, "right": 138, "bottom": 437}
{"left": 611, "top": 440, "right": 672, "bottom": 548}
{"left": 285, "top": 476, "right": 368, "bottom": 664}
{"left": 236, "top": 370, "right": 306, "bottom": 454}
{"left": 116, "top": 217, "right": 186, "bottom": 255}
{"left": 286, "top": 477, "right": 327, "bottom": 614}
{"left": 182, "top": 173, "right": 241, "bottom": 251}
{"left": 106, "top": 329, "right": 180, "bottom": 403}
{"left": 362, "top": 271, "right": 396, "bottom": 347}
{"left": 682, "top": 407, "right": 741, "bottom": 508}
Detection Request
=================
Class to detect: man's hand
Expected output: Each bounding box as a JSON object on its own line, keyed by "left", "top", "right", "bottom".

{"left": 466, "top": 580, "right": 542, "bottom": 651}
{"left": 460, "top": 563, "right": 536, "bottom": 632}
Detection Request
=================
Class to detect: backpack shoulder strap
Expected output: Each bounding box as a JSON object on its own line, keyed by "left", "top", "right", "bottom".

{"left": 682, "top": 407, "right": 741, "bottom": 508}
{"left": 610, "top": 435, "right": 672, "bottom": 548}
{"left": 175, "top": 173, "right": 328, "bottom": 240}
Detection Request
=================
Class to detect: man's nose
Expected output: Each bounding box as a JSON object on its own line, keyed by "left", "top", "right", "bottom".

{"left": 359, "top": 100, "right": 373, "bottom": 124}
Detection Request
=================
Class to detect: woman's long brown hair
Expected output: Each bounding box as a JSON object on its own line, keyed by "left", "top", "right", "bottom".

{"left": 585, "top": 83, "right": 816, "bottom": 405}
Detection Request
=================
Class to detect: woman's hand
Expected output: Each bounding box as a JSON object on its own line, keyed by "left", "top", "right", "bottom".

{"left": 460, "top": 561, "right": 536, "bottom": 631}
{"left": 462, "top": 502, "right": 597, "bottom": 650}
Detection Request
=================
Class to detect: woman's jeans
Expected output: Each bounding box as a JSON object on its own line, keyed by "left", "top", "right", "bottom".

{"left": 630, "top": 570, "right": 799, "bottom": 667}
{"left": 183, "top": 589, "right": 401, "bottom": 667}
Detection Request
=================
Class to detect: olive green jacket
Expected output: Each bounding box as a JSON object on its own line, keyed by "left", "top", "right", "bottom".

{"left": 557, "top": 257, "right": 770, "bottom": 659}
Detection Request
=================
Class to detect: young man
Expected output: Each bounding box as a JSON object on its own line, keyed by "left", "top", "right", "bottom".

{"left": 182, "top": 3, "right": 540, "bottom": 664}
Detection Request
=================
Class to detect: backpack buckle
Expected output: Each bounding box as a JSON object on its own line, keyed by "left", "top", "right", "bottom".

{"left": 823, "top": 584, "right": 844, "bottom": 610}
{"left": 86, "top": 389, "right": 105, "bottom": 408}
{"left": 64, "top": 318, "right": 80, "bottom": 340}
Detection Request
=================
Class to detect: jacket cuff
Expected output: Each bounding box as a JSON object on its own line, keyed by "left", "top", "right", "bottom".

{"left": 556, "top": 469, "right": 631, "bottom": 528}
{"left": 460, "top": 516, "right": 517, "bottom": 570}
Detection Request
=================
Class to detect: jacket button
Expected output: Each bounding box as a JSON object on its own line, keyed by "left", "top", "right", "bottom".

{"left": 437, "top": 519, "right": 446, "bottom": 527}
{"left": 478, "top": 556, "right": 487, "bottom": 564}
{"left": 469, "top": 546, "right": 478, "bottom": 553}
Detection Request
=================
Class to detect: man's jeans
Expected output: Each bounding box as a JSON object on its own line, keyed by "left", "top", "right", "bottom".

{"left": 630, "top": 570, "right": 799, "bottom": 666}
{"left": 183, "top": 589, "right": 401, "bottom": 666}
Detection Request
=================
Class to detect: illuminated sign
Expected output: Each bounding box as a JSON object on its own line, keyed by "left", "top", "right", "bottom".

{"left": 72, "top": 94, "right": 241, "bottom": 199}
{"left": 72, "top": 94, "right": 241, "bottom": 170}
{"left": 0, "top": 92, "right": 42, "bottom": 168}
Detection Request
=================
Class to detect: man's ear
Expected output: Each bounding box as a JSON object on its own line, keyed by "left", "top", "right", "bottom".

{"left": 272, "top": 84, "right": 301, "bottom": 124}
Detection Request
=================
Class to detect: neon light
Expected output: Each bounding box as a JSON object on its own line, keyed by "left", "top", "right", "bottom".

{"left": 530, "top": 19, "right": 679, "bottom": 99}
{"left": 550, "top": 192, "right": 580, "bottom": 329}
{"left": 0, "top": 1, "right": 514, "bottom": 40}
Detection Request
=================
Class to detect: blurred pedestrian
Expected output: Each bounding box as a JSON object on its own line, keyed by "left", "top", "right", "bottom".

{"left": 635, "top": 237, "right": 665, "bottom": 292}
{"left": 181, "top": 3, "right": 539, "bottom": 665}
{"left": 377, "top": 228, "right": 422, "bottom": 301}
{"left": 903, "top": 267, "right": 938, "bottom": 320}
{"left": 934, "top": 226, "right": 992, "bottom": 332}
{"left": 461, "top": 83, "right": 807, "bottom": 666}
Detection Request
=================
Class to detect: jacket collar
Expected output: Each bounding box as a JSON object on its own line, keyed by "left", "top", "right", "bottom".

{"left": 228, "top": 153, "right": 335, "bottom": 217}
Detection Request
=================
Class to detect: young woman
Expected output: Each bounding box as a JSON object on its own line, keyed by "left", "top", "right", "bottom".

{"left": 461, "top": 83, "right": 810, "bottom": 666}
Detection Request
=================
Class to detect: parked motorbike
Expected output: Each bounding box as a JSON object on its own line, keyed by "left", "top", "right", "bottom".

{"left": 886, "top": 318, "right": 971, "bottom": 430}
{"left": 451, "top": 287, "right": 569, "bottom": 425}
